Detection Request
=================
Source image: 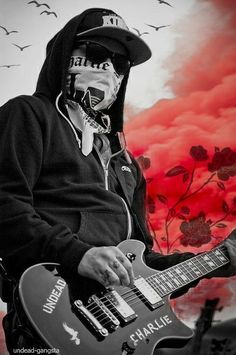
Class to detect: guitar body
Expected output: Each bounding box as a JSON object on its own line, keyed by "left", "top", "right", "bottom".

{"left": 19, "top": 240, "right": 193, "bottom": 355}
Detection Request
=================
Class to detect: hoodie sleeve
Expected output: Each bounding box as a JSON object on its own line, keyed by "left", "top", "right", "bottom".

{"left": 0, "top": 97, "right": 91, "bottom": 278}
{"left": 130, "top": 157, "right": 200, "bottom": 297}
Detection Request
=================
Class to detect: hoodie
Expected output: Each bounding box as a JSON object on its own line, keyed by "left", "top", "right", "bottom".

{"left": 0, "top": 8, "right": 195, "bottom": 284}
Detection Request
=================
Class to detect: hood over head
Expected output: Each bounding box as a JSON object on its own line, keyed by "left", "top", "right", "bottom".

{"left": 34, "top": 8, "right": 151, "bottom": 133}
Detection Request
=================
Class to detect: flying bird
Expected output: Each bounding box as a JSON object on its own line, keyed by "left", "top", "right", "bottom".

{"left": 132, "top": 28, "right": 149, "bottom": 37}
{"left": 146, "top": 24, "right": 170, "bottom": 31}
{"left": 27, "top": 1, "right": 50, "bottom": 8}
{"left": 0, "top": 26, "right": 18, "bottom": 35}
{"left": 40, "top": 10, "right": 58, "bottom": 18}
{"left": 0, "top": 64, "right": 20, "bottom": 68}
{"left": 62, "top": 323, "right": 80, "bottom": 345}
{"left": 12, "top": 43, "right": 32, "bottom": 51}
{"left": 157, "top": 0, "right": 173, "bottom": 7}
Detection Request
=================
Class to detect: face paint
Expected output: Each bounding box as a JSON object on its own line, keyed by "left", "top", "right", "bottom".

{"left": 66, "top": 46, "right": 124, "bottom": 114}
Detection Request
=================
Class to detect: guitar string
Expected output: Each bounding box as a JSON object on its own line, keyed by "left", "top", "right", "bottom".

{"left": 86, "top": 244, "right": 228, "bottom": 311}
{"left": 78, "top": 245, "right": 229, "bottom": 323}
{"left": 86, "top": 254, "right": 225, "bottom": 325}
{"left": 85, "top": 244, "right": 228, "bottom": 315}
{"left": 86, "top": 287, "right": 146, "bottom": 315}
{"left": 85, "top": 248, "right": 229, "bottom": 321}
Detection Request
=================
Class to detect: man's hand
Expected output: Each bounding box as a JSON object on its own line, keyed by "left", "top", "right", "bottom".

{"left": 208, "top": 229, "right": 236, "bottom": 278}
{"left": 221, "top": 236, "right": 236, "bottom": 276}
{"left": 77, "top": 246, "right": 134, "bottom": 287}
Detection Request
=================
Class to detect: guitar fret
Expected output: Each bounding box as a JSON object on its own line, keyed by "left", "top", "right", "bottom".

{"left": 159, "top": 274, "right": 173, "bottom": 293}
{"left": 185, "top": 260, "right": 202, "bottom": 277}
{"left": 209, "top": 249, "right": 227, "bottom": 266}
{"left": 148, "top": 246, "right": 230, "bottom": 297}
{"left": 163, "top": 268, "right": 188, "bottom": 289}
{"left": 166, "top": 271, "right": 182, "bottom": 287}
{"left": 178, "top": 263, "right": 195, "bottom": 281}
{"left": 194, "top": 258, "right": 209, "bottom": 274}
{"left": 213, "top": 249, "right": 229, "bottom": 263}
{"left": 173, "top": 268, "right": 189, "bottom": 286}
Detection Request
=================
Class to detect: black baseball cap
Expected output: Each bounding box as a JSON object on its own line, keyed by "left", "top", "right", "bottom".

{"left": 76, "top": 9, "right": 152, "bottom": 66}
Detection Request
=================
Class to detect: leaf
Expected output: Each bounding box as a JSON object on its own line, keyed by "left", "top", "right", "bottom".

{"left": 169, "top": 208, "right": 176, "bottom": 217}
{"left": 216, "top": 223, "right": 227, "bottom": 228}
{"left": 217, "top": 182, "right": 225, "bottom": 191}
{"left": 166, "top": 166, "right": 187, "bottom": 177}
{"left": 137, "top": 155, "right": 151, "bottom": 170}
{"left": 222, "top": 200, "right": 229, "bottom": 213}
{"left": 157, "top": 194, "right": 168, "bottom": 204}
{"left": 231, "top": 211, "right": 236, "bottom": 216}
{"left": 183, "top": 172, "right": 190, "bottom": 182}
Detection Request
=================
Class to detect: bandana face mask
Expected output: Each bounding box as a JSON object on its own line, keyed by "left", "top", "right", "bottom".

{"left": 66, "top": 42, "right": 127, "bottom": 115}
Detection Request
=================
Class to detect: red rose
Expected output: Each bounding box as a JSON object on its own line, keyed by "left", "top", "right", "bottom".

{"left": 208, "top": 147, "right": 236, "bottom": 181}
{"left": 190, "top": 145, "right": 209, "bottom": 161}
{"left": 179, "top": 213, "right": 212, "bottom": 247}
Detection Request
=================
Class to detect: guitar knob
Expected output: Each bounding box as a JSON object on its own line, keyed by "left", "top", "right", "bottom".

{"left": 122, "top": 340, "right": 137, "bottom": 354}
{"left": 126, "top": 253, "right": 136, "bottom": 263}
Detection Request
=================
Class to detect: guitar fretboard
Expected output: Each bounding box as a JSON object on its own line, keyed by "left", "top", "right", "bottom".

{"left": 147, "top": 246, "right": 229, "bottom": 297}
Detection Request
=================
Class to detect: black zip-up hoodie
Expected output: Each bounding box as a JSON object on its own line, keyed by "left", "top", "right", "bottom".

{"left": 0, "top": 8, "right": 195, "bottom": 286}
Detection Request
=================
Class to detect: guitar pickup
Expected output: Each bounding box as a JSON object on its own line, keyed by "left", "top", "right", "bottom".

{"left": 105, "top": 290, "right": 137, "bottom": 324}
{"left": 134, "top": 277, "right": 164, "bottom": 309}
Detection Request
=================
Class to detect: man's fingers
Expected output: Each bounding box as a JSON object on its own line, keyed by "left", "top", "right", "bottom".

{"left": 116, "top": 254, "right": 135, "bottom": 286}
{"left": 225, "top": 239, "right": 236, "bottom": 269}
{"left": 77, "top": 246, "right": 135, "bottom": 287}
{"left": 109, "top": 259, "right": 130, "bottom": 286}
{"left": 97, "top": 267, "right": 120, "bottom": 287}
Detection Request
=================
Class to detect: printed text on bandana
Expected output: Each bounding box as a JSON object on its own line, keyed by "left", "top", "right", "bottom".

{"left": 69, "top": 56, "right": 111, "bottom": 71}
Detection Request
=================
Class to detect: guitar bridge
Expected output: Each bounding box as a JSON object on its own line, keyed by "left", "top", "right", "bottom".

{"left": 73, "top": 299, "right": 108, "bottom": 338}
{"left": 88, "top": 295, "right": 120, "bottom": 331}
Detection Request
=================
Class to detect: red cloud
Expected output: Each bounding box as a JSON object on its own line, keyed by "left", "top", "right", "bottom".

{"left": 125, "top": 0, "right": 236, "bottom": 317}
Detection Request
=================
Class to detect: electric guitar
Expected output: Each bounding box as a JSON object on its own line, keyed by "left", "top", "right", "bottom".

{"left": 18, "top": 239, "right": 230, "bottom": 355}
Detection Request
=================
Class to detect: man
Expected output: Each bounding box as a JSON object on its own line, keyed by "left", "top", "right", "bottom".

{"left": 0, "top": 7, "right": 236, "bottom": 353}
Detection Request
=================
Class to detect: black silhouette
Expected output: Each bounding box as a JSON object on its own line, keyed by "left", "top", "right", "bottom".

{"left": 0, "top": 26, "right": 18, "bottom": 35}
{"left": 12, "top": 43, "right": 32, "bottom": 51}
{"left": 157, "top": 0, "right": 173, "bottom": 7}
{"left": 132, "top": 28, "right": 149, "bottom": 37}
{"left": 146, "top": 24, "right": 170, "bottom": 31}
{"left": 27, "top": 1, "right": 50, "bottom": 9}
{"left": 0, "top": 64, "right": 20, "bottom": 68}
{"left": 40, "top": 10, "right": 58, "bottom": 18}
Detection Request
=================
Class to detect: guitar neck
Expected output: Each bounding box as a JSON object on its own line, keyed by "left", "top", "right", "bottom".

{"left": 148, "top": 245, "right": 229, "bottom": 297}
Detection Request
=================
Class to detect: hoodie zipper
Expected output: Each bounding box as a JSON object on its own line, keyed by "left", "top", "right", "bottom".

{"left": 55, "top": 98, "right": 132, "bottom": 240}
{"left": 94, "top": 146, "right": 132, "bottom": 240}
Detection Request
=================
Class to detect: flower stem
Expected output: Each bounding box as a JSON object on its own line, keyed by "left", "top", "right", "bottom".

{"left": 165, "top": 171, "right": 216, "bottom": 253}
{"left": 148, "top": 219, "right": 163, "bottom": 253}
